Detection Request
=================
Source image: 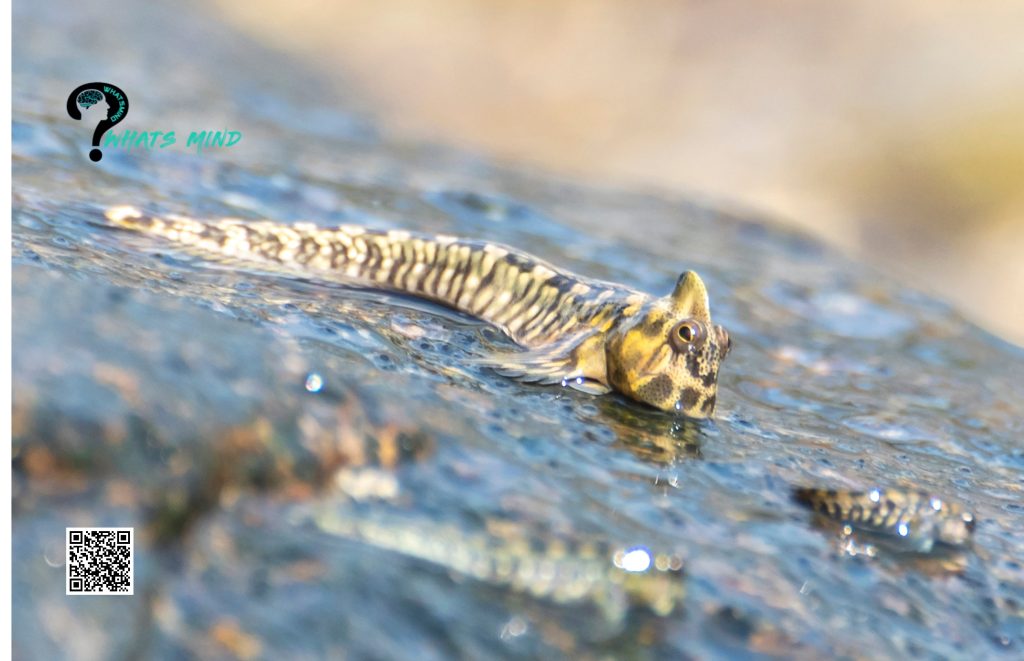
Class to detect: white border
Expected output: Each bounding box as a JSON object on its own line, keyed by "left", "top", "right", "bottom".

{"left": 4, "top": 0, "right": 15, "bottom": 648}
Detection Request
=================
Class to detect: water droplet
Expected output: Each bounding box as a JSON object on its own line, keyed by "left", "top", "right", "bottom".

{"left": 615, "top": 547, "right": 652, "bottom": 572}
{"left": 305, "top": 372, "right": 323, "bottom": 392}
{"left": 500, "top": 615, "right": 528, "bottom": 640}
{"left": 43, "top": 541, "right": 65, "bottom": 568}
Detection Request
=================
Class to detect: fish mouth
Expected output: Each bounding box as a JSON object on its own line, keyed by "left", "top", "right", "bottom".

{"left": 672, "top": 399, "right": 713, "bottom": 418}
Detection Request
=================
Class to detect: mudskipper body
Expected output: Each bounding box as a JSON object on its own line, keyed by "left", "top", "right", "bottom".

{"left": 106, "top": 206, "right": 731, "bottom": 417}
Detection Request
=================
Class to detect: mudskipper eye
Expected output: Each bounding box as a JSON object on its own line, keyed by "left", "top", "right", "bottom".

{"left": 670, "top": 320, "right": 702, "bottom": 352}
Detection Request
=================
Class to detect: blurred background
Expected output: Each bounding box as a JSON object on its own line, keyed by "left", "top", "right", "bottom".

{"left": 212, "top": 0, "right": 1024, "bottom": 345}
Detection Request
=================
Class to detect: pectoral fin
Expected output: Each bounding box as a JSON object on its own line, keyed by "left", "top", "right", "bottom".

{"left": 565, "top": 378, "right": 611, "bottom": 395}
{"left": 474, "top": 346, "right": 580, "bottom": 385}
{"left": 473, "top": 330, "right": 610, "bottom": 394}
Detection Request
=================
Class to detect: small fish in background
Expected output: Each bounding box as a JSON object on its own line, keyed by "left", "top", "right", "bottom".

{"left": 793, "top": 487, "right": 976, "bottom": 553}
{"left": 309, "top": 507, "right": 686, "bottom": 626}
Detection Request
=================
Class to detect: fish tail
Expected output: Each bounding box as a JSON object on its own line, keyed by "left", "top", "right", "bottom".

{"left": 105, "top": 205, "right": 352, "bottom": 270}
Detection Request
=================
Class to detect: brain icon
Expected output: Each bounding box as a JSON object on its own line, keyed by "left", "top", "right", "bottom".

{"left": 76, "top": 90, "right": 104, "bottom": 109}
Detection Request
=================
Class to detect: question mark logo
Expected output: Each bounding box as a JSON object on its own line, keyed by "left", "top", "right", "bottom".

{"left": 66, "top": 82, "right": 130, "bottom": 162}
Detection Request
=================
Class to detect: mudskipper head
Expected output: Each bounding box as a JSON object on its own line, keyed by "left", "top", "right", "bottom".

{"left": 605, "top": 271, "right": 731, "bottom": 417}
{"left": 934, "top": 500, "right": 977, "bottom": 547}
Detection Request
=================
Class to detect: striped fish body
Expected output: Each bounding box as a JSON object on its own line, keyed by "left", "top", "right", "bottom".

{"left": 793, "top": 487, "right": 976, "bottom": 552}
{"left": 105, "top": 206, "right": 732, "bottom": 417}
{"left": 312, "top": 508, "right": 685, "bottom": 624}
{"left": 105, "top": 206, "right": 626, "bottom": 347}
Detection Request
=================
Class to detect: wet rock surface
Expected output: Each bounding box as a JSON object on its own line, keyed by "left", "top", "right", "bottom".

{"left": 13, "top": 0, "right": 1024, "bottom": 658}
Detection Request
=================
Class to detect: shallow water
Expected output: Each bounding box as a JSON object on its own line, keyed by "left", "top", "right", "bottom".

{"left": 12, "top": 1, "right": 1024, "bottom": 658}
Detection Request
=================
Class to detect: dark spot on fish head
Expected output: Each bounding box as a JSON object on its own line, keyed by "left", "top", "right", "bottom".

{"left": 638, "top": 374, "right": 675, "bottom": 405}
{"left": 685, "top": 350, "right": 700, "bottom": 375}
{"left": 679, "top": 388, "right": 701, "bottom": 412}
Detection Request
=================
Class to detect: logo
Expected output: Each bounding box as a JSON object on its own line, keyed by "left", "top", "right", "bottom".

{"left": 65, "top": 82, "right": 130, "bottom": 162}
{"left": 66, "top": 82, "right": 242, "bottom": 161}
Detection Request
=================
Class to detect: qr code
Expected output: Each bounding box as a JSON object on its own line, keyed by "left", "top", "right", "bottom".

{"left": 66, "top": 527, "right": 134, "bottom": 595}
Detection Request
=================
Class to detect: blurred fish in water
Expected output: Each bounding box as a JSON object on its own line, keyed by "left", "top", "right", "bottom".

{"left": 793, "top": 487, "right": 976, "bottom": 553}
{"left": 310, "top": 507, "right": 686, "bottom": 626}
